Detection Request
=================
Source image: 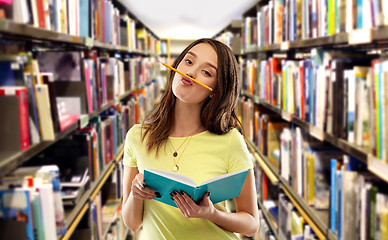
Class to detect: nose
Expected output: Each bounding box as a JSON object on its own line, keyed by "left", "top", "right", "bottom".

{"left": 186, "top": 71, "right": 195, "bottom": 78}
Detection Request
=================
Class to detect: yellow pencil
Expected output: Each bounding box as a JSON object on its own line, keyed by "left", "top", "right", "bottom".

{"left": 158, "top": 60, "right": 213, "bottom": 91}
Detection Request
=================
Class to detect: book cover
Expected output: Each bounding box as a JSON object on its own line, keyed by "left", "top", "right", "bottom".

{"left": 342, "top": 170, "right": 358, "bottom": 240}
{"left": 280, "top": 127, "right": 292, "bottom": 183}
{"left": 34, "top": 83, "right": 55, "bottom": 140}
{"left": 337, "top": 170, "right": 343, "bottom": 239}
{"left": 29, "top": 0, "right": 39, "bottom": 27}
{"left": 354, "top": 66, "right": 371, "bottom": 148}
{"left": 0, "top": 57, "right": 25, "bottom": 87}
{"left": 313, "top": 150, "right": 343, "bottom": 210}
{"left": 89, "top": 116, "right": 104, "bottom": 173}
{"left": 346, "top": 0, "right": 356, "bottom": 31}
{"left": 383, "top": 0, "right": 388, "bottom": 25}
{"left": 267, "top": 121, "right": 289, "bottom": 169}
{"left": 41, "top": 73, "right": 61, "bottom": 133}
{"left": 369, "top": 185, "right": 378, "bottom": 240}
{"left": 79, "top": 127, "right": 99, "bottom": 181}
{"left": 295, "top": 127, "right": 304, "bottom": 196}
{"left": 79, "top": 0, "right": 89, "bottom": 37}
{"left": 278, "top": 193, "right": 293, "bottom": 240}
{"left": 30, "top": 190, "right": 45, "bottom": 240}
{"left": 12, "top": 0, "right": 31, "bottom": 24}
{"left": 84, "top": 51, "right": 101, "bottom": 109}
{"left": 291, "top": 210, "right": 304, "bottom": 236}
{"left": 37, "top": 51, "right": 83, "bottom": 82}
{"left": 0, "top": 189, "right": 34, "bottom": 240}
{"left": 144, "top": 168, "right": 249, "bottom": 208}
{"left": 23, "top": 71, "right": 41, "bottom": 145}
{"left": 0, "top": 87, "right": 30, "bottom": 150}
{"left": 35, "top": 0, "right": 46, "bottom": 28}
{"left": 330, "top": 159, "right": 337, "bottom": 233}
{"left": 84, "top": 61, "right": 93, "bottom": 113}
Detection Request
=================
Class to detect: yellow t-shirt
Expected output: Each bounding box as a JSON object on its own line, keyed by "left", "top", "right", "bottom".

{"left": 123, "top": 124, "right": 253, "bottom": 240}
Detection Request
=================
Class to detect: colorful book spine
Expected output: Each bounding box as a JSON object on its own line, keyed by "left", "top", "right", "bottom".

{"left": 330, "top": 159, "right": 337, "bottom": 233}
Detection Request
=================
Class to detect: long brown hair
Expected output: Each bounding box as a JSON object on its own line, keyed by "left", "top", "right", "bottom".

{"left": 141, "top": 38, "right": 241, "bottom": 154}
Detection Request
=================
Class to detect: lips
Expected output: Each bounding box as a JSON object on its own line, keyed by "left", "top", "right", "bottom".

{"left": 181, "top": 76, "right": 193, "bottom": 86}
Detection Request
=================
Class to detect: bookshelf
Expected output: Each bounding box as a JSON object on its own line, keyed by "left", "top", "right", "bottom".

{"left": 213, "top": 19, "right": 243, "bottom": 55}
{"left": 242, "top": 90, "right": 371, "bottom": 164}
{"left": 247, "top": 139, "right": 335, "bottom": 240}
{"left": 0, "top": 0, "right": 164, "bottom": 239}
{"left": 62, "top": 146, "right": 122, "bottom": 240}
{"left": 257, "top": 200, "right": 279, "bottom": 239}
{"left": 239, "top": 0, "right": 388, "bottom": 239}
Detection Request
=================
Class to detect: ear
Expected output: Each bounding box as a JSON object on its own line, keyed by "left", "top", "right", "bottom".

{"left": 209, "top": 93, "right": 215, "bottom": 98}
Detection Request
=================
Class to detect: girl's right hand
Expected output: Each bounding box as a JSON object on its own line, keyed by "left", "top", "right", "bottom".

{"left": 130, "top": 173, "right": 161, "bottom": 200}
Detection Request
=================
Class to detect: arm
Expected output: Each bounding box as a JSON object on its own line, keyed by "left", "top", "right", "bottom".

{"left": 172, "top": 169, "right": 260, "bottom": 236}
{"left": 122, "top": 166, "right": 158, "bottom": 232}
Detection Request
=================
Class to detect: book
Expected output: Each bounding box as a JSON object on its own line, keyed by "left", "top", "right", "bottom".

{"left": 35, "top": 83, "right": 55, "bottom": 140}
{"left": 36, "top": 51, "right": 83, "bottom": 82}
{"left": 0, "top": 87, "right": 30, "bottom": 151}
{"left": 7, "top": 165, "right": 67, "bottom": 236}
{"left": 278, "top": 193, "right": 293, "bottom": 240}
{"left": 342, "top": 170, "right": 358, "bottom": 240}
{"left": 41, "top": 73, "right": 61, "bottom": 133}
{"left": 144, "top": 168, "right": 249, "bottom": 208}
{"left": 0, "top": 55, "right": 25, "bottom": 87}
{"left": 0, "top": 189, "right": 34, "bottom": 240}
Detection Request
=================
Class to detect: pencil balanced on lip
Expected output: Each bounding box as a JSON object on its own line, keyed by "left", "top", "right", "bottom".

{"left": 158, "top": 60, "right": 213, "bottom": 92}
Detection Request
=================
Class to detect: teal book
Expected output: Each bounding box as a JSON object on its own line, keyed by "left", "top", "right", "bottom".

{"left": 144, "top": 168, "right": 249, "bottom": 208}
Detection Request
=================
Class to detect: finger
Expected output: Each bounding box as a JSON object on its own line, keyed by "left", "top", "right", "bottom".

{"left": 179, "top": 191, "right": 196, "bottom": 211}
{"left": 172, "top": 191, "right": 190, "bottom": 217}
{"left": 133, "top": 178, "right": 158, "bottom": 195}
{"left": 204, "top": 192, "right": 212, "bottom": 205}
{"left": 132, "top": 187, "right": 155, "bottom": 199}
{"left": 132, "top": 181, "right": 158, "bottom": 199}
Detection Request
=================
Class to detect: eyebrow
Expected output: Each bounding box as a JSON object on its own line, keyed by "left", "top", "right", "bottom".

{"left": 187, "top": 51, "right": 218, "bottom": 72}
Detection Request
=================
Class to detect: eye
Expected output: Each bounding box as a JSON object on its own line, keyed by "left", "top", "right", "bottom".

{"left": 203, "top": 70, "right": 212, "bottom": 77}
{"left": 185, "top": 59, "right": 192, "bottom": 65}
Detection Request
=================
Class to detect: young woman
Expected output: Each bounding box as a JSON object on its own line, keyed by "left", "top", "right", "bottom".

{"left": 122, "top": 38, "right": 260, "bottom": 239}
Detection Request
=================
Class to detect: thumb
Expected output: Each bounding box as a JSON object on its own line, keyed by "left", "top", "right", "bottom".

{"left": 201, "top": 192, "right": 212, "bottom": 206}
{"left": 206, "top": 191, "right": 211, "bottom": 199}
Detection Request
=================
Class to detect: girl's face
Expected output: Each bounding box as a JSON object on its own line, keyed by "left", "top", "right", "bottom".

{"left": 172, "top": 43, "right": 218, "bottom": 104}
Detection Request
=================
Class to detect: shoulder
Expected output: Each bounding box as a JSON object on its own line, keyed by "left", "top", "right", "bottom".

{"left": 227, "top": 128, "right": 243, "bottom": 137}
{"left": 125, "top": 124, "right": 144, "bottom": 143}
{"left": 224, "top": 129, "right": 248, "bottom": 151}
{"left": 225, "top": 128, "right": 245, "bottom": 142}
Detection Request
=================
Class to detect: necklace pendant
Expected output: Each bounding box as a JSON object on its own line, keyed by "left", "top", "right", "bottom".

{"left": 173, "top": 152, "right": 178, "bottom": 157}
{"left": 172, "top": 165, "right": 179, "bottom": 172}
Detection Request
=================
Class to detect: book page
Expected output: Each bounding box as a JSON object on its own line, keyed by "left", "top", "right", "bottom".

{"left": 199, "top": 169, "right": 248, "bottom": 186}
{"left": 146, "top": 169, "right": 197, "bottom": 187}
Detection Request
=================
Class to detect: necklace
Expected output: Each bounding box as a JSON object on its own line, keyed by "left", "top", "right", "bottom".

{"left": 168, "top": 126, "right": 202, "bottom": 172}
{"left": 169, "top": 134, "right": 191, "bottom": 158}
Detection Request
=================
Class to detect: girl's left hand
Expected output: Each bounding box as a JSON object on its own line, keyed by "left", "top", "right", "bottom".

{"left": 171, "top": 191, "right": 215, "bottom": 219}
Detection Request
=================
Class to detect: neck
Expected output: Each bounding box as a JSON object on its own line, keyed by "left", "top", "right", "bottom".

{"left": 169, "top": 100, "right": 203, "bottom": 137}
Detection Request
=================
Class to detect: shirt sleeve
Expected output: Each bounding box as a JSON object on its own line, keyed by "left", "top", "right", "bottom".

{"left": 227, "top": 129, "right": 253, "bottom": 172}
{"left": 123, "top": 127, "right": 138, "bottom": 167}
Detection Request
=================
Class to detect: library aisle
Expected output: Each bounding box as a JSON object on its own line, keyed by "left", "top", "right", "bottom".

{"left": 1, "top": 0, "right": 388, "bottom": 240}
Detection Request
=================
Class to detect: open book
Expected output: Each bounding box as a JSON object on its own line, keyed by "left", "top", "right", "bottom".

{"left": 144, "top": 168, "right": 249, "bottom": 208}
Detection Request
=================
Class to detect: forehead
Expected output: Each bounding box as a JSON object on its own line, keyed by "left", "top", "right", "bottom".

{"left": 187, "top": 43, "right": 218, "bottom": 66}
